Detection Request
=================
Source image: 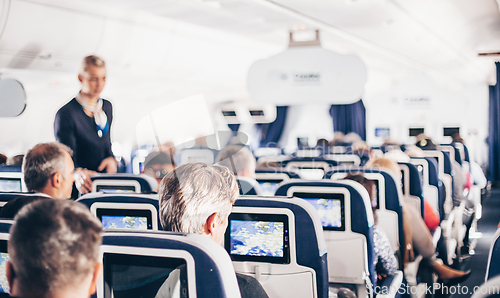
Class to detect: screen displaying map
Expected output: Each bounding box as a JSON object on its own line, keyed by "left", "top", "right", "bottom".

{"left": 303, "top": 198, "right": 342, "bottom": 228}
{"left": 258, "top": 182, "right": 279, "bottom": 196}
{"left": 0, "top": 253, "right": 10, "bottom": 293}
{"left": 102, "top": 216, "right": 148, "bottom": 230}
{"left": 230, "top": 220, "right": 284, "bottom": 258}
{"left": 0, "top": 178, "right": 21, "bottom": 192}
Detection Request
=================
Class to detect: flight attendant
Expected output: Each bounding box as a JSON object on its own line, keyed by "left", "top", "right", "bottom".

{"left": 54, "top": 55, "right": 117, "bottom": 193}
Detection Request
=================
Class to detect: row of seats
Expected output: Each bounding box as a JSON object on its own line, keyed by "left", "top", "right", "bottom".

{"left": 0, "top": 176, "right": 402, "bottom": 298}
{"left": 73, "top": 178, "right": 401, "bottom": 298}
{"left": 0, "top": 142, "right": 480, "bottom": 298}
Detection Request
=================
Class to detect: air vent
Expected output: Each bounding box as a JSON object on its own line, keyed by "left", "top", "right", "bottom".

{"left": 249, "top": 110, "right": 265, "bottom": 116}
{"left": 222, "top": 110, "right": 237, "bottom": 117}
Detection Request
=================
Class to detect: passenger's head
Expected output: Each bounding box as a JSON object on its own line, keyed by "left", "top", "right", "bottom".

{"left": 415, "top": 134, "right": 437, "bottom": 150}
{"left": 23, "top": 142, "right": 75, "bottom": 199}
{"left": 159, "top": 163, "right": 238, "bottom": 244}
{"left": 344, "top": 174, "right": 377, "bottom": 223}
{"left": 344, "top": 132, "right": 362, "bottom": 144}
{"left": 7, "top": 199, "right": 103, "bottom": 298}
{"left": 352, "top": 141, "right": 371, "bottom": 155}
{"left": 330, "top": 132, "right": 346, "bottom": 147}
{"left": 451, "top": 133, "right": 465, "bottom": 144}
{"left": 0, "top": 153, "right": 6, "bottom": 165}
{"left": 216, "top": 145, "right": 256, "bottom": 178}
{"left": 143, "top": 151, "right": 176, "bottom": 185}
{"left": 315, "top": 138, "right": 330, "bottom": 149}
{"left": 159, "top": 141, "right": 176, "bottom": 156}
{"left": 255, "top": 159, "right": 280, "bottom": 169}
{"left": 404, "top": 145, "right": 425, "bottom": 158}
{"left": 6, "top": 154, "right": 23, "bottom": 166}
{"left": 78, "top": 55, "right": 106, "bottom": 98}
{"left": 365, "top": 156, "right": 400, "bottom": 177}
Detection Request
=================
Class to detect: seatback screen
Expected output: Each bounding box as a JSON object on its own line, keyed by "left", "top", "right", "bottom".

{"left": 97, "top": 209, "right": 153, "bottom": 230}
{"left": 0, "top": 178, "right": 21, "bottom": 192}
{"left": 225, "top": 213, "right": 290, "bottom": 264}
{"left": 95, "top": 185, "right": 136, "bottom": 193}
{"left": 0, "top": 241, "right": 9, "bottom": 294}
{"left": 293, "top": 192, "right": 345, "bottom": 231}
{"left": 375, "top": 127, "right": 390, "bottom": 139}
{"left": 257, "top": 179, "right": 282, "bottom": 196}
{"left": 104, "top": 253, "right": 188, "bottom": 298}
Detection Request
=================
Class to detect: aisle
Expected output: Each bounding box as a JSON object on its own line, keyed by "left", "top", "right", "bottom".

{"left": 452, "top": 188, "right": 500, "bottom": 297}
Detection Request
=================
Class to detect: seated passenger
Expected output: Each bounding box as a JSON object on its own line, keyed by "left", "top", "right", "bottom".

{"left": 157, "top": 163, "right": 269, "bottom": 298}
{"left": 344, "top": 132, "right": 362, "bottom": 145}
{"left": 2, "top": 142, "right": 88, "bottom": 218}
{"left": 383, "top": 149, "right": 440, "bottom": 230}
{"left": 6, "top": 154, "right": 23, "bottom": 166}
{"left": 351, "top": 141, "right": 372, "bottom": 165}
{"left": 415, "top": 135, "right": 466, "bottom": 207}
{"left": 7, "top": 199, "right": 103, "bottom": 298}
{"left": 22, "top": 142, "right": 75, "bottom": 199}
{"left": 315, "top": 138, "right": 331, "bottom": 154}
{"left": 142, "top": 151, "right": 175, "bottom": 188}
{"left": 0, "top": 195, "right": 49, "bottom": 219}
{"left": 216, "top": 145, "right": 256, "bottom": 179}
{"left": 365, "top": 157, "right": 470, "bottom": 284}
{"left": 330, "top": 132, "right": 347, "bottom": 147}
{"left": 344, "top": 174, "right": 398, "bottom": 281}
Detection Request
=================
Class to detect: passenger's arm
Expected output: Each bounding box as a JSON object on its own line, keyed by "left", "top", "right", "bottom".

{"left": 373, "top": 227, "right": 398, "bottom": 277}
{"left": 73, "top": 168, "right": 95, "bottom": 194}
{"left": 236, "top": 273, "right": 269, "bottom": 298}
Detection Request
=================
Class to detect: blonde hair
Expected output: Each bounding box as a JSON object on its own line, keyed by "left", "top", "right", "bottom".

{"left": 79, "top": 55, "right": 105, "bottom": 74}
{"left": 365, "top": 157, "right": 400, "bottom": 176}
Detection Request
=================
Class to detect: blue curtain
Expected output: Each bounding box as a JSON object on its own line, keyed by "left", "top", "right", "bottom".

{"left": 259, "top": 106, "right": 289, "bottom": 147}
{"left": 488, "top": 62, "right": 500, "bottom": 182}
{"left": 329, "top": 99, "right": 366, "bottom": 140}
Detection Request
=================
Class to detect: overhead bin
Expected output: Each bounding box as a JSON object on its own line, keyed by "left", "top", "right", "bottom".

{"left": 247, "top": 30, "right": 367, "bottom": 105}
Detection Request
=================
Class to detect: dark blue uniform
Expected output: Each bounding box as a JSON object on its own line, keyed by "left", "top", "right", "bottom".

{"left": 54, "top": 98, "right": 113, "bottom": 171}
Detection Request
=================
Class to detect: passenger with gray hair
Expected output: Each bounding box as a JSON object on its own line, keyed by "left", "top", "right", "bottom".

{"left": 1, "top": 142, "right": 81, "bottom": 219}
{"left": 22, "top": 142, "right": 76, "bottom": 199}
{"left": 7, "top": 199, "right": 103, "bottom": 298}
{"left": 157, "top": 163, "right": 269, "bottom": 298}
{"left": 215, "top": 145, "right": 256, "bottom": 178}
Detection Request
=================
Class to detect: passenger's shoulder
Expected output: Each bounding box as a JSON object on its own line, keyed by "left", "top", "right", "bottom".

{"left": 236, "top": 273, "right": 269, "bottom": 298}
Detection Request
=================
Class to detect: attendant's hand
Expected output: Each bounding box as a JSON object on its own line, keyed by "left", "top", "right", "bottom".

{"left": 98, "top": 156, "right": 118, "bottom": 173}
{"left": 74, "top": 168, "right": 96, "bottom": 194}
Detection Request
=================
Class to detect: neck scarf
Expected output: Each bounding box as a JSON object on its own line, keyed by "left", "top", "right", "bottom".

{"left": 76, "top": 92, "right": 109, "bottom": 137}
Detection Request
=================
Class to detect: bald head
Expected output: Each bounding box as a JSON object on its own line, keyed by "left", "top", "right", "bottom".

{"left": 215, "top": 145, "right": 256, "bottom": 178}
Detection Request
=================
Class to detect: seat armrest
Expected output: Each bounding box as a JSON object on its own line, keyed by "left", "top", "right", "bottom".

{"left": 375, "top": 271, "right": 404, "bottom": 298}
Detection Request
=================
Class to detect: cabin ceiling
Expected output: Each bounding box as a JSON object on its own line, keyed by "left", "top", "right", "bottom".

{"left": 82, "top": 0, "right": 500, "bottom": 86}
